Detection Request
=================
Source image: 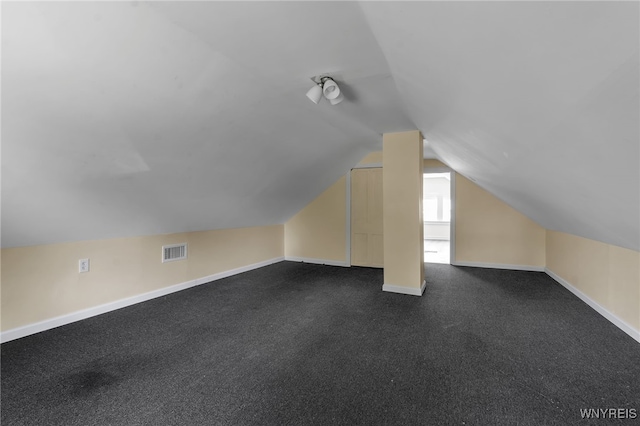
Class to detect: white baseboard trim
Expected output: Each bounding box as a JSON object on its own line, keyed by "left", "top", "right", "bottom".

{"left": 284, "top": 256, "right": 349, "bottom": 267}
{"left": 0, "top": 256, "right": 285, "bottom": 344}
{"left": 382, "top": 280, "right": 426, "bottom": 297}
{"left": 545, "top": 268, "right": 640, "bottom": 344}
{"left": 451, "top": 261, "right": 545, "bottom": 272}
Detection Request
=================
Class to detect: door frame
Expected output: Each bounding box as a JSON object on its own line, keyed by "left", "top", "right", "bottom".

{"left": 422, "top": 166, "right": 456, "bottom": 264}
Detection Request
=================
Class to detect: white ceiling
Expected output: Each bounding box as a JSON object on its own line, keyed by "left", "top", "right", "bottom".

{"left": 360, "top": 1, "right": 639, "bottom": 251}
{"left": 2, "top": 1, "right": 638, "bottom": 251}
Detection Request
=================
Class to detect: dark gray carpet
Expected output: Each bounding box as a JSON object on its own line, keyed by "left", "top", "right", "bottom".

{"left": 2, "top": 262, "right": 639, "bottom": 425}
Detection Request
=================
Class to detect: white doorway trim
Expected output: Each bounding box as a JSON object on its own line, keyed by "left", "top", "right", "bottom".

{"left": 423, "top": 166, "right": 456, "bottom": 264}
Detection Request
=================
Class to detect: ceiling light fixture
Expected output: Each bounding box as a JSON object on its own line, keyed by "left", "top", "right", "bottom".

{"left": 329, "top": 92, "right": 344, "bottom": 105}
{"left": 322, "top": 79, "right": 340, "bottom": 100}
{"left": 306, "top": 75, "right": 344, "bottom": 105}
{"left": 306, "top": 84, "right": 323, "bottom": 104}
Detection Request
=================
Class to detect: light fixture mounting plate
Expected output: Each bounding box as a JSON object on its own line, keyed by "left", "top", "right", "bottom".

{"left": 310, "top": 74, "right": 333, "bottom": 85}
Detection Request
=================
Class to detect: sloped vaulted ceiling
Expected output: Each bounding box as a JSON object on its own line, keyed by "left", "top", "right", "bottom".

{"left": 360, "top": 1, "right": 640, "bottom": 251}
{"left": 1, "top": 1, "right": 413, "bottom": 247}
{"left": 2, "top": 1, "right": 639, "bottom": 252}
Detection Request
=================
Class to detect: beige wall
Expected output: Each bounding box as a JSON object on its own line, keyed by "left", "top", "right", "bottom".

{"left": 358, "top": 151, "right": 383, "bottom": 165}
{"left": 424, "top": 160, "right": 545, "bottom": 268}
{"left": 284, "top": 151, "right": 546, "bottom": 268}
{"left": 284, "top": 176, "right": 347, "bottom": 262}
{"left": 546, "top": 230, "right": 640, "bottom": 332}
{"left": 455, "top": 175, "right": 546, "bottom": 267}
{"left": 424, "top": 158, "right": 545, "bottom": 266}
{"left": 282, "top": 150, "right": 384, "bottom": 263}
{"left": 1, "top": 225, "right": 284, "bottom": 331}
{"left": 424, "top": 159, "right": 447, "bottom": 168}
{"left": 383, "top": 131, "right": 424, "bottom": 290}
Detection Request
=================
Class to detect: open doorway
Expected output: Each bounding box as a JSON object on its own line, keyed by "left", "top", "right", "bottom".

{"left": 423, "top": 172, "right": 451, "bottom": 264}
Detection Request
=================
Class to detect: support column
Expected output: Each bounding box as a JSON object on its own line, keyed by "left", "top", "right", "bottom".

{"left": 382, "top": 130, "right": 425, "bottom": 295}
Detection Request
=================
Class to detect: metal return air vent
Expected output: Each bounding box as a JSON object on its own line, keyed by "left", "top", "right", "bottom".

{"left": 162, "top": 243, "right": 187, "bottom": 263}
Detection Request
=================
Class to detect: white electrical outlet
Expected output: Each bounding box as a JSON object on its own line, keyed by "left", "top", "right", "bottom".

{"left": 79, "top": 258, "right": 90, "bottom": 273}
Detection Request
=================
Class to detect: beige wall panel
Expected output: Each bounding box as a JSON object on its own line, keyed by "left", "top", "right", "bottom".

{"left": 608, "top": 245, "right": 640, "bottom": 330}
{"left": 383, "top": 131, "right": 424, "bottom": 289}
{"left": 351, "top": 169, "right": 368, "bottom": 266}
{"left": 547, "top": 230, "right": 640, "bottom": 333}
{"left": 284, "top": 176, "right": 346, "bottom": 262}
{"left": 140, "top": 234, "right": 192, "bottom": 295}
{"left": 352, "top": 234, "right": 368, "bottom": 265}
{"left": 351, "top": 168, "right": 383, "bottom": 267}
{"left": 1, "top": 225, "right": 284, "bottom": 331}
{"left": 187, "top": 226, "right": 284, "bottom": 281}
{"left": 369, "top": 169, "right": 384, "bottom": 227}
{"left": 0, "top": 256, "right": 3, "bottom": 320}
{"left": 455, "top": 175, "right": 545, "bottom": 267}
{"left": 358, "top": 151, "right": 383, "bottom": 165}
{"left": 371, "top": 234, "right": 384, "bottom": 266}
{"left": 423, "top": 159, "right": 447, "bottom": 168}
{"left": 545, "top": 231, "right": 608, "bottom": 305}
{"left": 573, "top": 235, "right": 609, "bottom": 306}
{"left": 2, "top": 238, "right": 147, "bottom": 329}
{"left": 545, "top": 230, "right": 576, "bottom": 281}
{"left": 352, "top": 170, "right": 368, "bottom": 230}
